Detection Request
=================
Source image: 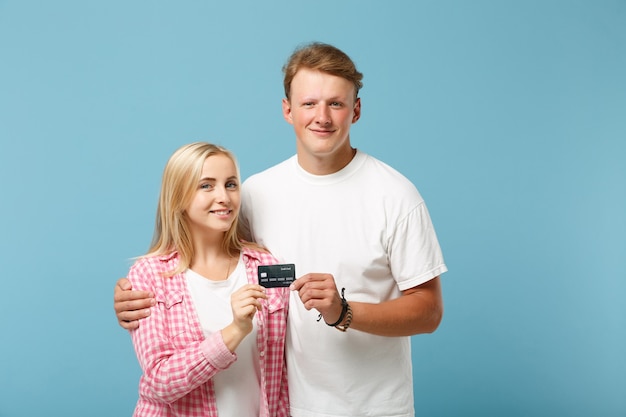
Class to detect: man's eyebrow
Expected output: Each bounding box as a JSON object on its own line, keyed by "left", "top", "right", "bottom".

{"left": 303, "top": 96, "right": 349, "bottom": 103}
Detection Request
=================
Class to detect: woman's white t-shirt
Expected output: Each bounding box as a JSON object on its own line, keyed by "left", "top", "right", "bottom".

{"left": 186, "top": 256, "right": 261, "bottom": 416}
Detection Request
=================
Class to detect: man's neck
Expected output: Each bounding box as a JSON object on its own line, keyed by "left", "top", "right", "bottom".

{"left": 297, "top": 147, "right": 357, "bottom": 176}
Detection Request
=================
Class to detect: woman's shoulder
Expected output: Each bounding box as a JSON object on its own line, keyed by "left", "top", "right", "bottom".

{"left": 128, "top": 252, "right": 180, "bottom": 286}
{"left": 241, "top": 243, "right": 277, "bottom": 265}
{"left": 130, "top": 251, "right": 177, "bottom": 270}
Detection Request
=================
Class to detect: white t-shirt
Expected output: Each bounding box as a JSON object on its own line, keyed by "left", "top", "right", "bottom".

{"left": 240, "top": 150, "right": 447, "bottom": 417}
{"left": 185, "top": 256, "right": 261, "bottom": 417}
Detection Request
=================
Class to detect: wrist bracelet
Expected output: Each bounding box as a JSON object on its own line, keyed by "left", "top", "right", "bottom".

{"left": 317, "top": 288, "right": 350, "bottom": 329}
{"left": 335, "top": 304, "right": 352, "bottom": 332}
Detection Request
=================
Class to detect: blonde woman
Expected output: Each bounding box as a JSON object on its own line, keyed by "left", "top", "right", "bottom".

{"left": 126, "top": 142, "right": 289, "bottom": 416}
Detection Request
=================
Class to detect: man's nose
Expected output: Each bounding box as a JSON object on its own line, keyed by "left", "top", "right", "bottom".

{"left": 316, "top": 105, "right": 331, "bottom": 124}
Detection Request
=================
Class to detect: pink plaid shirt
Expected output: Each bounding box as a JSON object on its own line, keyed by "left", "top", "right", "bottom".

{"left": 128, "top": 246, "right": 289, "bottom": 417}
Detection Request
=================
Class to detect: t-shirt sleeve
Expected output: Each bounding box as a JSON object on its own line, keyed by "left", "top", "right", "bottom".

{"left": 389, "top": 201, "right": 447, "bottom": 291}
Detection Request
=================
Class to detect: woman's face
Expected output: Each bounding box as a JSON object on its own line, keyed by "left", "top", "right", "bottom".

{"left": 185, "top": 154, "right": 240, "bottom": 238}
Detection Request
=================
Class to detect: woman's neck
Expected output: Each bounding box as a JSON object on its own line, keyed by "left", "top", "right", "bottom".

{"left": 190, "top": 249, "right": 237, "bottom": 281}
{"left": 189, "top": 233, "right": 238, "bottom": 281}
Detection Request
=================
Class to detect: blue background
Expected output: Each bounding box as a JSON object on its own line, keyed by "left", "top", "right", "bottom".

{"left": 1, "top": 1, "right": 624, "bottom": 416}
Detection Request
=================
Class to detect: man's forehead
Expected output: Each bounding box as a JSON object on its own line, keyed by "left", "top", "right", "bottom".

{"left": 290, "top": 69, "right": 356, "bottom": 99}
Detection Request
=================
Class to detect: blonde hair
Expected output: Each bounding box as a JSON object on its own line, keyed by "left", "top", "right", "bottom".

{"left": 145, "top": 142, "right": 256, "bottom": 276}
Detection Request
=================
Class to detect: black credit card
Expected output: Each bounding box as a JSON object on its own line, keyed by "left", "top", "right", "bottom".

{"left": 258, "top": 264, "right": 296, "bottom": 288}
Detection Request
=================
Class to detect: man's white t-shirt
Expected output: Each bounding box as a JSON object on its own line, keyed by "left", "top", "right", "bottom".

{"left": 240, "top": 151, "right": 447, "bottom": 417}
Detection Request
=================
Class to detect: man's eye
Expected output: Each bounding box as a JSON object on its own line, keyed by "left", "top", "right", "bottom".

{"left": 330, "top": 102, "right": 343, "bottom": 108}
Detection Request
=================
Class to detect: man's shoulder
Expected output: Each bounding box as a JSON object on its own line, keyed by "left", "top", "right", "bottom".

{"left": 244, "top": 156, "right": 295, "bottom": 183}
{"left": 362, "top": 152, "right": 407, "bottom": 177}
{"left": 361, "top": 153, "right": 422, "bottom": 196}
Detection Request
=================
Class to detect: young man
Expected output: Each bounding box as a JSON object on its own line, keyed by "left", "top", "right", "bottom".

{"left": 115, "top": 42, "right": 447, "bottom": 417}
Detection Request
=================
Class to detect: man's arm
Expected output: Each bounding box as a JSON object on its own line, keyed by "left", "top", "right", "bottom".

{"left": 114, "top": 278, "right": 155, "bottom": 330}
{"left": 291, "top": 274, "right": 443, "bottom": 337}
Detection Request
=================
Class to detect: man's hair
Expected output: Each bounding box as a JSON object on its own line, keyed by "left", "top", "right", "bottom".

{"left": 282, "top": 42, "right": 363, "bottom": 100}
{"left": 145, "top": 142, "right": 248, "bottom": 276}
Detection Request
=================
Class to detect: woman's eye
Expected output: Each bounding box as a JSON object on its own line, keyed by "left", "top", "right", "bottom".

{"left": 200, "top": 183, "right": 212, "bottom": 190}
{"left": 226, "top": 182, "right": 238, "bottom": 189}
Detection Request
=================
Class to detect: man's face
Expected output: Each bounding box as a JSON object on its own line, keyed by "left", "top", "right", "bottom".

{"left": 282, "top": 68, "right": 361, "bottom": 173}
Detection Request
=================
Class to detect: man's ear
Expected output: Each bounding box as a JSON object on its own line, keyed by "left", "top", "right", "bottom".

{"left": 282, "top": 98, "right": 294, "bottom": 124}
{"left": 352, "top": 97, "right": 361, "bottom": 123}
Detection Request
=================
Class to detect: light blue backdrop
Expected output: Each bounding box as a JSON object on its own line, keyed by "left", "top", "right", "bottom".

{"left": 1, "top": 1, "right": 624, "bottom": 416}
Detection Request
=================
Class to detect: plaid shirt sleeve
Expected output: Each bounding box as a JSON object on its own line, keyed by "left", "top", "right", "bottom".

{"left": 128, "top": 255, "right": 237, "bottom": 406}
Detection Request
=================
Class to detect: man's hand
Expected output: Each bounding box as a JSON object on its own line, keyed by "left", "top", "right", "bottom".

{"left": 114, "top": 278, "right": 155, "bottom": 330}
{"left": 290, "top": 273, "right": 344, "bottom": 325}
